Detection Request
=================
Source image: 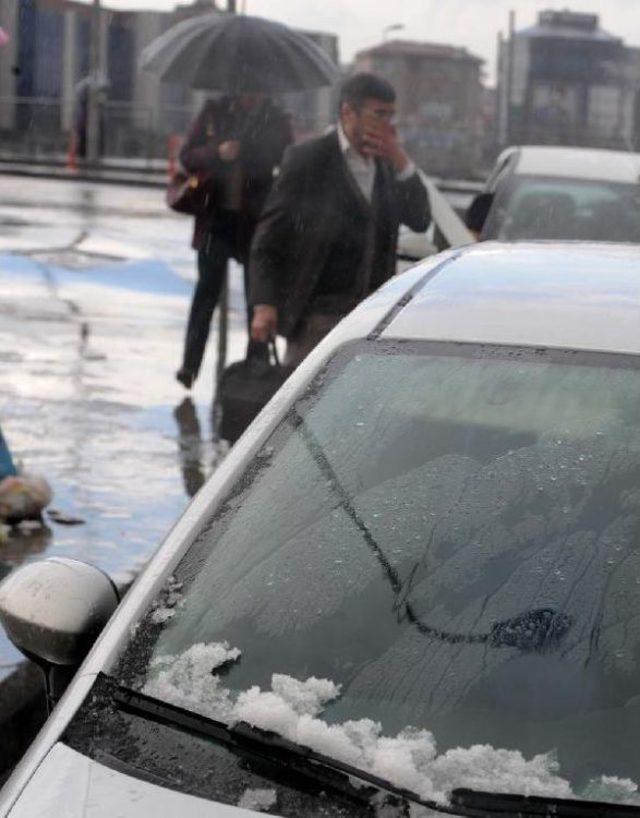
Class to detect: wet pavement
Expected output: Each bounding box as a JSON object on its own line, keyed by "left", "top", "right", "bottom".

{"left": 0, "top": 174, "right": 249, "bottom": 677}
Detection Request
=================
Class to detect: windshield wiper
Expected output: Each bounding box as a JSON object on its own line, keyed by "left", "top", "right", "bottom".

{"left": 291, "top": 410, "right": 573, "bottom": 655}
{"left": 113, "top": 681, "right": 444, "bottom": 814}
{"left": 451, "top": 789, "right": 640, "bottom": 818}
{"left": 113, "top": 684, "right": 634, "bottom": 818}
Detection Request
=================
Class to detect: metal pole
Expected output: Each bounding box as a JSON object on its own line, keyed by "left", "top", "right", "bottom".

{"left": 216, "top": 269, "right": 229, "bottom": 386}
{"left": 86, "top": 0, "right": 101, "bottom": 164}
{"left": 496, "top": 31, "right": 504, "bottom": 149}
{"left": 213, "top": 0, "right": 235, "bottom": 390}
{"left": 212, "top": 0, "right": 236, "bottom": 395}
{"left": 506, "top": 10, "right": 515, "bottom": 145}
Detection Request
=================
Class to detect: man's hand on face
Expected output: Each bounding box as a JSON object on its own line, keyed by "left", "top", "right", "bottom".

{"left": 218, "top": 140, "right": 241, "bottom": 162}
{"left": 362, "top": 120, "right": 409, "bottom": 173}
{"left": 251, "top": 305, "right": 278, "bottom": 343}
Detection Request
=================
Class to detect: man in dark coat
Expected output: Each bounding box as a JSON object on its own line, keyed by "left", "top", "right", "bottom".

{"left": 176, "top": 94, "right": 292, "bottom": 389}
{"left": 249, "top": 73, "right": 430, "bottom": 365}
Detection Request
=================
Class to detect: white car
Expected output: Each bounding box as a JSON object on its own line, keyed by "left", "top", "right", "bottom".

{"left": 467, "top": 145, "right": 640, "bottom": 243}
{"left": 2, "top": 242, "right": 640, "bottom": 816}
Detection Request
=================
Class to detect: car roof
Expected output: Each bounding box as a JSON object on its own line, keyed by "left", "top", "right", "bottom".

{"left": 511, "top": 145, "right": 640, "bottom": 183}
{"left": 380, "top": 242, "right": 640, "bottom": 356}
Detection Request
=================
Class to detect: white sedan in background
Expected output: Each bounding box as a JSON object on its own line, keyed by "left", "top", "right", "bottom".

{"left": 467, "top": 145, "right": 640, "bottom": 242}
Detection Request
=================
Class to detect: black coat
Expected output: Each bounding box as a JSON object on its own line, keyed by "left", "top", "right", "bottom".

{"left": 180, "top": 97, "right": 293, "bottom": 259}
{"left": 249, "top": 130, "right": 430, "bottom": 337}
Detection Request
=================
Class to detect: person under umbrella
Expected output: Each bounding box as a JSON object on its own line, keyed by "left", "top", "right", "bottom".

{"left": 175, "top": 91, "right": 292, "bottom": 390}
{"left": 139, "top": 13, "right": 340, "bottom": 390}
{"left": 73, "top": 73, "right": 109, "bottom": 160}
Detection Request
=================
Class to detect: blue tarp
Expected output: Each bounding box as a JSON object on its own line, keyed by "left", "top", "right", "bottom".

{"left": 0, "top": 425, "right": 17, "bottom": 480}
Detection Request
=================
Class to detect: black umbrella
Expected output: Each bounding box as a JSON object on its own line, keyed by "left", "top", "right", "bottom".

{"left": 139, "top": 13, "right": 340, "bottom": 94}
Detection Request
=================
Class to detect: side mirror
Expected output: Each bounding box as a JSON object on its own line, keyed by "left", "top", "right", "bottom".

{"left": 465, "top": 192, "right": 495, "bottom": 235}
{"left": 0, "top": 557, "right": 119, "bottom": 669}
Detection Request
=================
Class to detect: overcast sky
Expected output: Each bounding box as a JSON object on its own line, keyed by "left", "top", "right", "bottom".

{"left": 85, "top": 0, "right": 640, "bottom": 83}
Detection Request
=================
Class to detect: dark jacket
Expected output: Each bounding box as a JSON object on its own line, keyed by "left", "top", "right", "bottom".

{"left": 249, "top": 129, "right": 430, "bottom": 337}
{"left": 180, "top": 97, "right": 293, "bottom": 260}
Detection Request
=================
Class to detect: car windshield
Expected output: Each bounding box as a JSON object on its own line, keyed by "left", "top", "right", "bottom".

{"left": 487, "top": 175, "right": 640, "bottom": 243}
{"left": 115, "top": 340, "right": 640, "bottom": 808}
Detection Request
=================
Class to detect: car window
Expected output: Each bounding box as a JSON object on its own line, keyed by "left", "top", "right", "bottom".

{"left": 116, "top": 341, "right": 640, "bottom": 805}
{"left": 486, "top": 175, "right": 640, "bottom": 242}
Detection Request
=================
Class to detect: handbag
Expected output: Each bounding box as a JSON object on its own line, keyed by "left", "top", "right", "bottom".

{"left": 217, "top": 343, "right": 293, "bottom": 443}
{"left": 166, "top": 169, "right": 215, "bottom": 216}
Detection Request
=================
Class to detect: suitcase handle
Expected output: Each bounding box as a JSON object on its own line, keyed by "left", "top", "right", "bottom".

{"left": 269, "top": 340, "right": 281, "bottom": 368}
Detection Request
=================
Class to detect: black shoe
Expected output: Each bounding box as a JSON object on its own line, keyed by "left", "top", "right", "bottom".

{"left": 176, "top": 367, "right": 194, "bottom": 389}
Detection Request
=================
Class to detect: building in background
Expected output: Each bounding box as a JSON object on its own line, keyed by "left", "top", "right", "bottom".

{"left": 0, "top": 0, "right": 339, "bottom": 159}
{"left": 0, "top": 0, "right": 183, "bottom": 156}
{"left": 283, "top": 30, "right": 340, "bottom": 141}
{"left": 497, "top": 10, "right": 638, "bottom": 151}
{"left": 354, "top": 40, "right": 484, "bottom": 178}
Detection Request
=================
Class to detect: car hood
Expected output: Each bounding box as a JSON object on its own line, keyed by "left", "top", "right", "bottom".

{"left": 8, "top": 742, "right": 270, "bottom": 817}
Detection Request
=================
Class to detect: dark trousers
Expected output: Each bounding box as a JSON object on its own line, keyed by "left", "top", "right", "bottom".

{"left": 181, "top": 214, "right": 265, "bottom": 379}
{"left": 181, "top": 233, "right": 232, "bottom": 379}
{"left": 284, "top": 296, "right": 355, "bottom": 367}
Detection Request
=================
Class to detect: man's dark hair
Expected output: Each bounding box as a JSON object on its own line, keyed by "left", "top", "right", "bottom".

{"left": 339, "top": 73, "right": 396, "bottom": 110}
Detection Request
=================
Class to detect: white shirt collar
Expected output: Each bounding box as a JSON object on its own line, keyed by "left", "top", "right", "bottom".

{"left": 337, "top": 121, "right": 350, "bottom": 155}
{"left": 337, "top": 122, "right": 372, "bottom": 165}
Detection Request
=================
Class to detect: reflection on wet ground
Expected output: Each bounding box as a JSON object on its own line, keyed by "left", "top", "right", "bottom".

{"left": 0, "top": 523, "right": 52, "bottom": 566}
{"left": 0, "top": 175, "right": 247, "bottom": 672}
{"left": 174, "top": 398, "right": 206, "bottom": 497}
{"left": 174, "top": 397, "right": 231, "bottom": 498}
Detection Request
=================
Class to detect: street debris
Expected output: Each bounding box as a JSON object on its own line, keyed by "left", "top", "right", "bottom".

{"left": 46, "top": 508, "right": 86, "bottom": 526}
{"left": 1, "top": 423, "right": 52, "bottom": 524}
{"left": 0, "top": 474, "right": 52, "bottom": 523}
